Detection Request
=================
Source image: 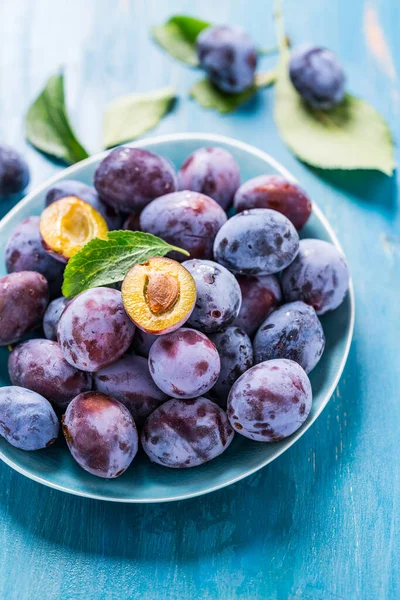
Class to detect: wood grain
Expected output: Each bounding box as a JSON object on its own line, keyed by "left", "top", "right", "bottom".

{"left": 0, "top": 0, "right": 399, "bottom": 598}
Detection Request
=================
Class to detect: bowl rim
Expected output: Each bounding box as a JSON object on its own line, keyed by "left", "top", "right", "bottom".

{"left": 0, "top": 132, "right": 355, "bottom": 503}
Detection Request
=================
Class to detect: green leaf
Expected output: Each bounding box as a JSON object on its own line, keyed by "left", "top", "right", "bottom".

{"left": 274, "top": 52, "right": 395, "bottom": 175}
{"left": 103, "top": 87, "right": 176, "bottom": 148}
{"left": 62, "top": 231, "right": 190, "bottom": 298}
{"left": 189, "top": 70, "right": 276, "bottom": 114}
{"left": 25, "top": 71, "right": 89, "bottom": 165}
{"left": 152, "top": 15, "right": 210, "bottom": 66}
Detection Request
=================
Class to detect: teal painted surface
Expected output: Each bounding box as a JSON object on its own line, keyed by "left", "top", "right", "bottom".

{"left": 0, "top": 0, "right": 399, "bottom": 598}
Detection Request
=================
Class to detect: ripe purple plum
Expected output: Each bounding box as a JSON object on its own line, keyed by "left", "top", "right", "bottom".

{"left": 123, "top": 211, "right": 141, "bottom": 231}
{"left": 0, "top": 144, "right": 29, "bottom": 197}
{"left": 58, "top": 287, "right": 135, "bottom": 372}
{"left": 209, "top": 326, "right": 253, "bottom": 404}
{"left": 148, "top": 328, "right": 220, "bottom": 399}
{"left": 0, "top": 386, "right": 58, "bottom": 450}
{"left": 94, "top": 147, "right": 177, "bottom": 213}
{"left": 214, "top": 209, "right": 299, "bottom": 275}
{"left": 43, "top": 297, "right": 69, "bottom": 341}
{"left": 94, "top": 355, "right": 168, "bottom": 426}
{"left": 253, "top": 301, "right": 325, "bottom": 374}
{"left": 228, "top": 359, "right": 312, "bottom": 441}
{"left": 140, "top": 190, "right": 227, "bottom": 261}
{"left": 234, "top": 175, "right": 312, "bottom": 230}
{"left": 0, "top": 271, "right": 49, "bottom": 346}
{"left": 63, "top": 391, "right": 138, "bottom": 478}
{"left": 132, "top": 329, "right": 157, "bottom": 358}
{"left": 235, "top": 274, "right": 281, "bottom": 337}
{"left": 177, "top": 147, "right": 240, "bottom": 210}
{"left": 182, "top": 259, "right": 242, "bottom": 333}
{"left": 5, "top": 216, "right": 65, "bottom": 298}
{"left": 141, "top": 397, "right": 234, "bottom": 468}
{"left": 197, "top": 25, "right": 257, "bottom": 94}
{"left": 289, "top": 45, "right": 345, "bottom": 110}
{"left": 45, "top": 179, "right": 122, "bottom": 230}
{"left": 9, "top": 339, "right": 92, "bottom": 410}
{"left": 281, "top": 239, "right": 350, "bottom": 315}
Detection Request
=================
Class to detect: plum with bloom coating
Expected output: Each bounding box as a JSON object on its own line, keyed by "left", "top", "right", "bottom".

{"left": 141, "top": 397, "right": 234, "bottom": 468}
{"left": 0, "top": 386, "right": 58, "bottom": 450}
{"left": 0, "top": 144, "right": 29, "bottom": 197}
{"left": 197, "top": 25, "right": 257, "bottom": 94}
{"left": 235, "top": 274, "right": 281, "bottom": 337}
{"left": 58, "top": 287, "right": 135, "bottom": 372}
{"left": 227, "top": 359, "right": 312, "bottom": 442}
{"left": 289, "top": 45, "right": 345, "bottom": 110}
{"left": 214, "top": 208, "right": 299, "bottom": 275}
{"left": 94, "top": 147, "right": 178, "bottom": 213}
{"left": 253, "top": 301, "right": 325, "bottom": 374}
{"left": 178, "top": 147, "right": 240, "bottom": 210}
{"left": 182, "top": 259, "right": 242, "bottom": 333}
{"left": 63, "top": 391, "right": 138, "bottom": 478}
{"left": 148, "top": 328, "right": 220, "bottom": 399}
{"left": 281, "top": 239, "right": 350, "bottom": 315}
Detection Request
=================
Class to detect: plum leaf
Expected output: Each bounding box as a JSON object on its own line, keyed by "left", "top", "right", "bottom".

{"left": 62, "top": 231, "right": 189, "bottom": 298}
{"left": 103, "top": 87, "right": 176, "bottom": 148}
{"left": 274, "top": 51, "right": 395, "bottom": 175}
{"left": 25, "top": 71, "right": 89, "bottom": 165}
{"left": 152, "top": 15, "right": 210, "bottom": 66}
{"left": 189, "top": 70, "right": 276, "bottom": 114}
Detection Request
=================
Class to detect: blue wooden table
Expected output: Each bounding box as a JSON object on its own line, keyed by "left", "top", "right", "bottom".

{"left": 0, "top": 1, "right": 399, "bottom": 598}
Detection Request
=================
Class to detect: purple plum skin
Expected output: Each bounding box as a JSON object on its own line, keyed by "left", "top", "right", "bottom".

{"left": 0, "top": 271, "right": 49, "bottom": 346}
{"left": 182, "top": 259, "right": 241, "bottom": 333}
{"left": 45, "top": 179, "right": 122, "bottom": 230}
{"left": 234, "top": 175, "right": 312, "bottom": 231}
{"left": 196, "top": 25, "right": 257, "bottom": 94}
{"left": 43, "top": 297, "right": 69, "bottom": 341}
{"left": 94, "top": 147, "right": 178, "bottom": 213}
{"left": 141, "top": 397, "right": 234, "bottom": 468}
{"left": 227, "top": 359, "right": 312, "bottom": 442}
{"left": 0, "top": 386, "right": 58, "bottom": 450}
{"left": 213, "top": 209, "right": 299, "bottom": 275}
{"left": 281, "top": 239, "right": 350, "bottom": 315}
{"left": 235, "top": 274, "right": 281, "bottom": 337}
{"left": 289, "top": 45, "right": 345, "bottom": 110}
{"left": 253, "top": 301, "right": 325, "bottom": 374}
{"left": 94, "top": 354, "right": 168, "bottom": 426}
{"left": 58, "top": 287, "right": 135, "bottom": 372}
{"left": 177, "top": 147, "right": 240, "bottom": 210}
{"left": 132, "top": 330, "right": 158, "bottom": 358}
{"left": 148, "top": 328, "right": 221, "bottom": 399}
{"left": 63, "top": 391, "right": 138, "bottom": 479}
{"left": 209, "top": 326, "right": 253, "bottom": 405}
{"left": 0, "top": 144, "right": 30, "bottom": 197}
{"left": 140, "top": 190, "right": 227, "bottom": 261}
{"left": 8, "top": 339, "right": 92, "bottom": 411}
{"left": 5, "top": 216, "right": 65, "bottom": 298}
{"left": 123, "top": 211, "right": 141, "bottom": 231}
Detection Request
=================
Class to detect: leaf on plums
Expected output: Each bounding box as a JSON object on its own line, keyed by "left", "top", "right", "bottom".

{"left": 25, "top": 71, "right": 89, "bottom": 165}
{"left": 103, "top": 87, "right": 177, "bottom": 148}
{"left": 152, "top": 15, "right": 211, "bottom": 66}
{"left": 189, "top": 70, "right": 276, "bottom": 114}
{"left": 62, "top": 231, "right": 190, "bottom": 298}
{"left": 274, "top": 51, "right": 395, "bottom": 175}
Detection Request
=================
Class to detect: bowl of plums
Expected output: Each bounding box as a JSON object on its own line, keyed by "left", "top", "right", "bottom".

{"left": 0, "top": 133, "right": 354, "bottom": 502}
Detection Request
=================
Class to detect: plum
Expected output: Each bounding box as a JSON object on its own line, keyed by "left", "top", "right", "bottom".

{"left": 63, "top": 391, "right": 138, "bottom": 478}
{"left": 94, "top": 355, "right": 168, "bottom": 426}
{"left": 0, "top": 271, "right": 49, "bottom": 346}
{"left": 227, "top": 359, "right": 312, "bottom": 441}
{"left": 43, "top": 297, "right": 69, "bottom": 341}
{"left": 0, "top": 386, "right": 58, "bottom": 450}
{"left": 9, "top": 339, "right": 92, "bottom": 410}
{"left": 148, "top": 328, "right": 220, "bottom": 399}
{"left": 141, "top": 397, "right": 234, "bottom": 468}
{"left": 0, "top": 144, "right": 29, "bottom": 197}
{"left": 58, "top": 287, "right": 135, "bottom": 371}
{"left": 235, "top": 274, "right": 281, "bottom": 337}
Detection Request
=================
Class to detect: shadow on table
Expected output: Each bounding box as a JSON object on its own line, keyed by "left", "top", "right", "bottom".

{"left": 311, "top": 167, "right": 398, "bottom": 215}
{"left": 2, "top": 337, "right": 362, "bottom": 563}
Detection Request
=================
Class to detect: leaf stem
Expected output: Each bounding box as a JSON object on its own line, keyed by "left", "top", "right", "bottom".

{"left": 273, "top": 0, "right": 289, "bottom": 56}
{"left": 170, "top": 245, "right": 190, "bottom": 256}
